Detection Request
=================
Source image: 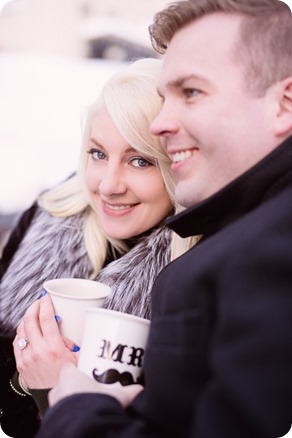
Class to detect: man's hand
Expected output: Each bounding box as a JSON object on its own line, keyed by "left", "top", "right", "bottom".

{"left": 49, "top": 362, "right": 143, "bottom": 408}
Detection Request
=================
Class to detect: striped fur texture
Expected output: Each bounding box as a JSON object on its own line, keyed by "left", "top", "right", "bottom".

{"left": 0, "top": 206, "right": 171, "bottom": 336}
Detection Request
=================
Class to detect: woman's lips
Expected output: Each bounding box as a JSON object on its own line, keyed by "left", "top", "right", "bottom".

{"left": 101, "top": 201, "right": 139, "bottom": 216}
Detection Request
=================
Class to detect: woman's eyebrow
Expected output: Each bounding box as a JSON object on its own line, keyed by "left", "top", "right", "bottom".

{"left": 89, "top": 137, "right": 102, "bottom": 147}
{"left": 89, "top": 137, "right": 135, "bottom": 154}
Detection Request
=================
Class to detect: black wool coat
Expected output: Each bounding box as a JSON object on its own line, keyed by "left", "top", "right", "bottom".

{"left": 37, "top": 137, "right": 292, "bottom": 438}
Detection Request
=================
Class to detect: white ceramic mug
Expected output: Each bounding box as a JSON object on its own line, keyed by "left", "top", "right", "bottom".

{"left": 43, "top": 278, "right": 111, "bottom": 346}
{"left": 78, "top": 308, "right": 150, "bottom": 386}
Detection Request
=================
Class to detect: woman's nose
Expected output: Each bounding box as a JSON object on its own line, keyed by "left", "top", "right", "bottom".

{"left": 98, "top": 166, "right": 127, "bottom": 197}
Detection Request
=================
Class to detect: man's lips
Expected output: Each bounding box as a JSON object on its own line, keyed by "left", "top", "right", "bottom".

{"left": 170, "top": 149, "right": 197, "bottom": 163}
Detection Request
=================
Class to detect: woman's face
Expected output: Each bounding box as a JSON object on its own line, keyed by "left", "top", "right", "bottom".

{"left": 85, "top": 108, "right": 172, "bottom": 239}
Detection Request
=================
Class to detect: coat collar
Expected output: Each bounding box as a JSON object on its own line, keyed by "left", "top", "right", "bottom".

{"left": 166, "top": 136, "right": 292, "bottom": 238}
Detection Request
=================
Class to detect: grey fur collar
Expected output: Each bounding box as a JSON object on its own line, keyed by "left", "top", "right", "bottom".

{"left": 0, "top": 207, "right": 171, "bottom": 337}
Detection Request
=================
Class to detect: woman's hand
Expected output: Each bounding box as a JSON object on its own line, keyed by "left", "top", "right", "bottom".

{"left": 13, "top": 293, "right": 79, "bottom": 390}
{"left": 49, "top": 362, "right": 143, "bottom": 408}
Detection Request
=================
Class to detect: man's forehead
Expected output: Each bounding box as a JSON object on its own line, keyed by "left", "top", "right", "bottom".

{"left": 161, "top": 12, "right": 242, "bottom": 61}
{"left": 157, "top": 13, "right": 243, "bottom": 95}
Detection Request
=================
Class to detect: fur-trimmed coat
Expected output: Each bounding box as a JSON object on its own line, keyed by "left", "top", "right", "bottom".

{"left": 0, "top": 202, "right": 172, "bottom": 437}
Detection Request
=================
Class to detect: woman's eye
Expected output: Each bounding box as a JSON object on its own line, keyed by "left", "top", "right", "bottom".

{"left": 130, "top": 157, "right": 152, "bottom": 168}
{"left": 88, "top": 148, "right": 106, "bottom": 160}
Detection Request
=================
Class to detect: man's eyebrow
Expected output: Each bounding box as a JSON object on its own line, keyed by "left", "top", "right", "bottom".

{"left": 158, "top": 74, "right": 205, "bottom": 96}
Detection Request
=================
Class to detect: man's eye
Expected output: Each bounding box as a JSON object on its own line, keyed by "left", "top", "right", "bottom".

{"left": 130, "top": 157, "right": 152, "bottom": 168}
{"left": 184, "top": 88, "right": 200, "bottom": 98}
{"left": 88, "top": 149, "right": 106, "bottom": 160}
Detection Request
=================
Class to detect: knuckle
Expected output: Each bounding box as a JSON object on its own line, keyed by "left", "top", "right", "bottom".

{"left": 22, "top": 312, "right": 35, "bottom": 325}
{"left": 39, "top": 311, "right": 54, "bottom": 325}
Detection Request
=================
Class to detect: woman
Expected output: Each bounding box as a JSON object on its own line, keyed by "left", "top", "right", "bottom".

{"left": 0, "top": 58, "right": 197, "bottom": 437}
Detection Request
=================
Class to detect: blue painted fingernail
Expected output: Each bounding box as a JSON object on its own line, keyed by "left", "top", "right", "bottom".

{"left": 40, "top": 289, "right": 47, "bottom": 298}
{"left": 72, "top": 345, "right": 80, "bottom": 352}
{"left": 54, "top": 315, "right": 61, "bottom": 323}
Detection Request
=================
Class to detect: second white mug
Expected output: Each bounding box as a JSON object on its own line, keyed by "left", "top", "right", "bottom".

{"left": 78, "top": 307, "right": 150, "bottom": 386}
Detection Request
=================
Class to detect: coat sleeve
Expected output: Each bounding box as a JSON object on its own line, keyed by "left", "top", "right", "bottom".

{"left": 0, "top": 202, "right": 41, "bottom": 437}
{"left": 0, "top": 337, "right": 41, "bottom": 437}
{"left": 37, "top": 393, "right": 158, "bottom": 438}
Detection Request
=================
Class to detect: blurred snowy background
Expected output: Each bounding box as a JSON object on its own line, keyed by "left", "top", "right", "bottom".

{"left": 0, "top": 0, "right": 169, "bottom": 250}
{"left": 1, "top": 1, "right": 292, "bottom": 437}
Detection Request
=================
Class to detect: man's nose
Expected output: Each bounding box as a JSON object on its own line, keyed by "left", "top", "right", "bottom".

{"left": 150, "top": 102, "right": 180, "bottom": 138}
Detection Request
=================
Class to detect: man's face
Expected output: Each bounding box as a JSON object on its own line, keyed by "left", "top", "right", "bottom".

{"left": 150, "top": 13, "right": 279, "bottom": 208}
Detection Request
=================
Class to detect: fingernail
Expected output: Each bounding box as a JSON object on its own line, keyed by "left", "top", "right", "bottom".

{"left": 72, "top": 345, "right": 80, "bottom": 352}
{"left": 54, "top": 315, "right": 61, "bottom": 324}
{"left": 40, "top": 289, "right": 47, "bottom": 298}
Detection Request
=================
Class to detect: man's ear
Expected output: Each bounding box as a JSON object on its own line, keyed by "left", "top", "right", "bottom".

{"left": 274, "top": 77, "right": 292, "bottom": 137}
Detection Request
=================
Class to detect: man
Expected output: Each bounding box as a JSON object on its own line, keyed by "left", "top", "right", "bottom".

{"left": 37, "top": 1, "right": 292, "bottom": 437}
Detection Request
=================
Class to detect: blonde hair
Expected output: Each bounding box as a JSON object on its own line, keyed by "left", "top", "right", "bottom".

{"left": 39, "top": 58, "right": 198, "bottom": 276}
{"left": 149, "top": 0, "right": 292, "bottom": 96}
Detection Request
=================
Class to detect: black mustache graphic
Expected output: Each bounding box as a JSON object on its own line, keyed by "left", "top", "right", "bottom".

{"left": 92, "top": 368, "right": 144, "bottom": 386}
